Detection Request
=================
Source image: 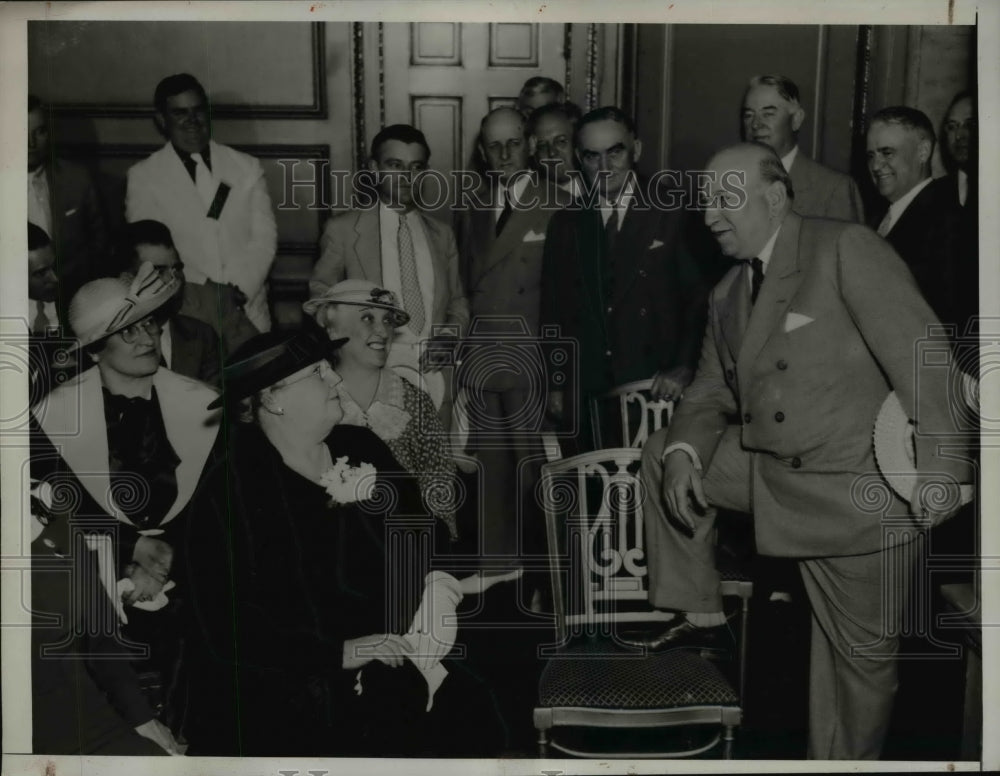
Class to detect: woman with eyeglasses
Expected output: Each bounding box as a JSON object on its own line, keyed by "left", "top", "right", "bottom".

{"left": 29, "top": 262, "right": 223, "bottom": 754}
{"left": 180, "top": 328, "right": 515, "bottom": 756}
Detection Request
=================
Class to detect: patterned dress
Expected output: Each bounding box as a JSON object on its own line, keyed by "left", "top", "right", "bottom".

{"left": 336, "top": 368, "right": 459, "bottom": 540}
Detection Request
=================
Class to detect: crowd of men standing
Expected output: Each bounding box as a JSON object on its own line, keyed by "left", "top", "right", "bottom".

{"left": 25, "top": 68, "right": 979, "bottom": 760}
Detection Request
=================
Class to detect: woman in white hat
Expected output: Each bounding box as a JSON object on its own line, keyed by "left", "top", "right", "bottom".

{"left": 29, "top": 261, "right": 222, "bottom": 752}
{"left": 304, "top": 279, "right": 459, "bottom": 540}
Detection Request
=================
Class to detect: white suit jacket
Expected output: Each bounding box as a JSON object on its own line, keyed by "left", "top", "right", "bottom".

{"left": 126, "top": 140, "right": 277, "bottom": 331}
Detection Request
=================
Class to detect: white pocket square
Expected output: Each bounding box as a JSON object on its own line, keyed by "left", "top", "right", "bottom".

{"left": 648, "top": 239, "right": 665, "bottom": 249}
{"left": 64, "top": 208, "right": 78, "bottom": 216}
{"left": 784, "top": 312, "right": 815, "bottom": 333}
{"left": 522, "top": 230, "right": 546, "bottom": 243}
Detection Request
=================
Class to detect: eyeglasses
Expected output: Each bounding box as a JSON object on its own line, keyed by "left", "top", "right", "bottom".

{"left": 274, "top": 361, "right": 335, "bottom": 390}
{"left": 117, "top": 317, "right": 162, "bottom": 344}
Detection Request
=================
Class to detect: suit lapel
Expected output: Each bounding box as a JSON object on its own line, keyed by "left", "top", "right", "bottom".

{"left": 719, "top": 266, "right": 750, "bottom": 362}
{"left": 737, "top": 213, "right": 803, "bottom": 381}
{"left": 609, "top": 204, "right": 659, "bottom": 307}
{"left": 158, "top": 143, "right": 207, "bottom": 222}
{"left": 467, "top": 190, "right": 499, "bottom": 287}
{"left": 352, "top": 208, "right": 382, "bottom": 282}
{"left": 167, "top": 318, "right": 194, "bottom": 377}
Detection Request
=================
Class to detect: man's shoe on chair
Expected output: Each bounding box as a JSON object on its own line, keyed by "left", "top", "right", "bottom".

{"left": 619, "top": 616, "right": 731, "bottom": 655}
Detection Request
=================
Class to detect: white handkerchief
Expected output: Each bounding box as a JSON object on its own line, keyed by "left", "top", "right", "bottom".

{"left": 522, "top": 229, "right": 546, "bottom": 243}
{"left": 784, "top": 312, "right": 814, "bottom": 333}
{"left": 405, "top": 571, "right": 464, "bottom": 711}
{"left": 648, "top": 239, "right": 665, "bottom": 249}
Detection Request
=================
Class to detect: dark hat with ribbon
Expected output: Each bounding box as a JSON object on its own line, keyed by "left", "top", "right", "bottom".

{"left": 208, "top": 328, "right": 347, "bottom": 410}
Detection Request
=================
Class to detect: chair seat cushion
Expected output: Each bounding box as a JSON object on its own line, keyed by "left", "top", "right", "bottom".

{"left": 538, "top": 638, "right": 738, "bottom": 709}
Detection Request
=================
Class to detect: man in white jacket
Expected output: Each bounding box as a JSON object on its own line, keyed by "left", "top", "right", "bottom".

{"left": 126, "top": 73, "right": 277, "bottom": 336}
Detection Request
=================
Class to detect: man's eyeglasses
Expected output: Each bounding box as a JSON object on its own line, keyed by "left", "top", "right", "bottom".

{"left": 117, "top": 317, "right": 162, "bottom": 344}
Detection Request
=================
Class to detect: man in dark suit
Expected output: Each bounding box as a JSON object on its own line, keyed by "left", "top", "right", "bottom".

{"left": 28, "top": 223, "right": 78, "bottom": 400}
{"left": 311, "top": 124, "right": 469, "bottom": 430}
{"left": 119, "top": 220, "right": 221, "bottom": 386}
{"left": 627, "top": 142, "right": 971, "bottom": 759}
{"left": 866, "top": 106, "right": 962, "bottom": 329}
{"left": 940, "top": 91, "right": 978, "bottom": 335}
{"left": 28, "top": 94, "right": 109, "bottom": 306}
{"left": 742, "top": 75, "right": 864, "bottom": 222}
{"left": 540, "top": 106, "right": 707, "bottom": 450}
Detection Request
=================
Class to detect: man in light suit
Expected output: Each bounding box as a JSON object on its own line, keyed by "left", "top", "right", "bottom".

{"left": 629, "top": 142, "right": 971, "bottom": 759}
{"left": 126, "top": 73, "right": 276, "bottom": 333}
{"left": 866, "top": 106, "right": 962, "bottom": 329}
{"left": 454, "top": 106, "right": 572, "bottom": 560}
{"left": 310, "top": 124, "right": 469, "bottom": 428}
{"left": 28, "top": 95, "right": 109, "bottom": 307}
{"left": 742, "top": 74, "right": 864, "bottom": 222}
{"left": 119, "top": 220, "right": 222, "bottom": 387}
{"left": 540, "top": 106, "right": 707, "bottom": 452}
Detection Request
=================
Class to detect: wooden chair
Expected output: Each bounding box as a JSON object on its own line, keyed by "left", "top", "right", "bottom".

{"left": 589, "top": 379, "right": 674, "bottom": 450}
{"left": 532, "top": 449, "right": 751, "bottom": 758}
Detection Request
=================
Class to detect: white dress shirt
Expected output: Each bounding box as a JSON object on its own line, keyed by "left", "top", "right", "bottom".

{"left": 496, "top": 173, "right": 532, "bottom": 227}
{"left": 600, "top": 179, "right": 636, "bottom": 231}
{"left": 780, "top": 145, "right": 799, "bottom": 174}
{"left": 377, "top": 202, "right": 444, "bottom": 406}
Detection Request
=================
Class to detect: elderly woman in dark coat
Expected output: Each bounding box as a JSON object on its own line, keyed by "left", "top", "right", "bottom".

{"left": 181, "top": 329, "right": 514, "bottom": 757}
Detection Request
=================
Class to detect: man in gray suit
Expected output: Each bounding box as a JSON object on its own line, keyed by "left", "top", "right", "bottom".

{"left": 626, "top": 142, "right": 970, "bottom": 758}
{"left": 311, "top": 124, "right": 469, "bottom": 429}
{"left": 742, "top": 74, "right": 864, "bottom": 222}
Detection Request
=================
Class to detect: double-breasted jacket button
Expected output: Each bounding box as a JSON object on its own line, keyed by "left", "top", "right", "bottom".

{"left": 791, "top": 457, "right": 802, "bottom": 469}
{"left": 639, "top": 307, "right": 647, "bottom": 317}
{"left": 774, "top": 411, "right": 785, "bottom": 422}
{"left": 725, "top": 368, "right": 734, "bottom": 380}
{"left": 606, "top": 306, "right": 613, "bottom": 313}
{"left": 743, "top": 412, "right": 752, "bottom": 423}
{"left": 518, "top": 287, "right": 525, "bottom": 295}
{"left": 639, "top": 269, "right": 648, "bottom": 278}
{"left": 605, "top": 349, "right": 613, "bottom": 357}
{"left": 777, "top": 359, "right": 788, "bottom": 370}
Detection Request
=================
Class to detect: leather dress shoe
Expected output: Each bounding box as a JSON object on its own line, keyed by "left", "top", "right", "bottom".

{"left": 618, "top": 617, "right": 730, "bottom": 654}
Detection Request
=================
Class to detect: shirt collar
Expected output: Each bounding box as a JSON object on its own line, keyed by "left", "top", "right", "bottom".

{"left": 755, "top": 223, "right": 782, "bottom": 272}
{"left": 501, "top": 172, "right": 531, "bottom": 205}
{"left": 780, "top": 145, "right": 799, "bottom": 172}
{"left": 172, "top": 141, "right": 211, "bottom": 169}
{"left": 886, "top": 176, "right": 933, "bottom": 223}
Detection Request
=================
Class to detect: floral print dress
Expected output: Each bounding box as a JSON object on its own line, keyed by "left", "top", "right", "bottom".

{"left": 336, "top": 368, "right": 459, "bottom": 540}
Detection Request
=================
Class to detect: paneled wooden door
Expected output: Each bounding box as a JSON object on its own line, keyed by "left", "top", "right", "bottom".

{"left": 362, "top": 22, "right": 569, "bottom": 185}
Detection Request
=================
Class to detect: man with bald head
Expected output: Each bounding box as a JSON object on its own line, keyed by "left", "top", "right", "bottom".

{"left": 742, "top": 74, "right": 863, "bottom": 222}
{"left": 628, "top": 142, "right": 971, "bottom": 759}
{"left": 454, "top": 106, "right": 551, "bottom": 567}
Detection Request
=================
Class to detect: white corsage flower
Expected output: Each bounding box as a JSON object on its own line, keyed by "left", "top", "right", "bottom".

{"left": 319, "top": 457, "right": 377, "bottom": 505}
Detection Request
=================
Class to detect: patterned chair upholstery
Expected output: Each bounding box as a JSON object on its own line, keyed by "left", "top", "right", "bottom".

{"left": 532, "top": 449, "right": 751, "bottom": 758}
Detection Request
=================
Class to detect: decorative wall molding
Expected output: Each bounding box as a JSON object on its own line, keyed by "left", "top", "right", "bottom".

{"left": 586, "top": 23, "right": 599, "bottom": 112}
{"left": 812, "top": 25, "right": 829, "bottom": 160}
{"left": 564, "top": 24, "right": 573, "bottom": 96}
{"left": 352, "top": 22, "right": 368, "bottom": 171}
{"left": 48, "top": 22, "right": 327, "bottom": 120}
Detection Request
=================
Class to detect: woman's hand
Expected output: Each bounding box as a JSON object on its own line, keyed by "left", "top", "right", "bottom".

{"left": 134, "top": 718, "right": 181, "bottom": 755}
{"left": 342, "top": 633, "right": 413, "bottom": 670}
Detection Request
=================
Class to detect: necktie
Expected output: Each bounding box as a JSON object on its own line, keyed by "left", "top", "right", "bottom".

{"left": 876, "top": 210, "right": 893, "bottom": 237}
{"left": 604, "top": 207, "right": 621, "bottom": 255}
{"left": 397, "top": 214, "right": 425, "bottom": 334}
{"left": 744, "top": 257, "right": 764, "bottom": 305}
{"left": 496, "top": 190, "right": 513, "bottom": 236}
{"left": 32, "top": 300, "right": 51, "bottom": 334}
{"left": 191, "top": 152, "right": 216, "bottom": 208}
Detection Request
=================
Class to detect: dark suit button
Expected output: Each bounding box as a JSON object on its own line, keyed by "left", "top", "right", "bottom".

{"left": 639, "top": 269, "right": 647, "bottom": 278}
{"left": 518, "top": 287, "right": 525, "bottom": 294}
{"left": 639, "top": 307, "right": 647, "bottom": 317}
{"left": 605, "top": 350, "right": 612, "bottom": 357}
{"left": 606, "top": 306, "right": 613, "bottom": 313}
{"left": 775, "top": 411, "right": 785, "bottom": 422}
{"left": 791, "top": 457, "right": 802, "bottom": 469}
{"left": 743, "top": 412, "right": 752, "bottom": 423}
{"left": 726, "top": 369, "right": 734, "bottom": 380}
{"left": 777, "top": 359, "right": 788, "bottom": 370}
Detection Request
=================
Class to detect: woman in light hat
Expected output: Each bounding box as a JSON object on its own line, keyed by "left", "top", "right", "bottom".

{"left": 181, "top": 328, "right": 514, "bottom": 756}
{"left": 304, "top": 279, "right": 459, "bottom": 540}
{"left": 29, "top": 262, "right": 222, "bottom": 753}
